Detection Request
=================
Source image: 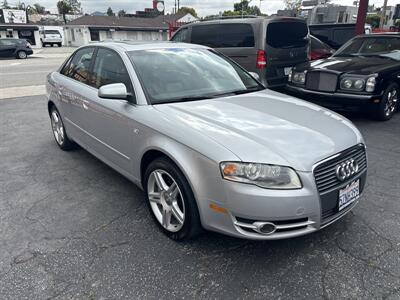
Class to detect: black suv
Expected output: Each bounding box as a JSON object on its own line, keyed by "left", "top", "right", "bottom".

{"left": 0, "top": 38, "right": 33, "bottom": 59}
{"left": 171, "top": 17, "right": 309, "bottom": 88}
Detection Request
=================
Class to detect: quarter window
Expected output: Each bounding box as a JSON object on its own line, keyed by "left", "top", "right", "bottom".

{"left": 89, "top": 48, "right": 132, "bottom": 93}
{"left": 61, "top": 47, "right": 94, "bottom": 84}
{"left": 191, "top": 24, "right": 255, "bottom": 48}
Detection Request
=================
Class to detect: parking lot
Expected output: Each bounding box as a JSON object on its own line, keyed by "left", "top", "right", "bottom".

{"left": 1, "top": 49, "right": 400, "bottom": 299}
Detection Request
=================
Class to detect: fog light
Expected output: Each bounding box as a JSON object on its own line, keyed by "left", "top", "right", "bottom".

{"left": 255, "top": 222, "right": 277, "bottom": 235}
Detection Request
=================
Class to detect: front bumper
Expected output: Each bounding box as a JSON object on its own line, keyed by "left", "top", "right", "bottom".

{"left": 285, "top": 84, "right": 383, "bottom": 110}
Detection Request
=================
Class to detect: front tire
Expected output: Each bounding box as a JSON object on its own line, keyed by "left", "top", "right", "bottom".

{"left": 49, "top": 106, "right": 76, "bottom": 151}
{"left": 16, "top": 51, "right": 27, "bottom": 59}
{"left": 144, "top": 158, "right": 202, "bottom": 241}
{"left": 372, "top": 83, "right": 399, "bottom": 121}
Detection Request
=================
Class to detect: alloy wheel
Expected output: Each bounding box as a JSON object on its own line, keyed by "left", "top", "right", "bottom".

{"left": 51, "top": 110, "right": 65, "bottom": 145}
{"left": 384, "top": 88, "right": 398, "bottom": 117}
{"left": 18, "top": 51, "right": 27, "bottom": 59}
{"left": 147, "top": 169, "right": 185, "bottom": 232}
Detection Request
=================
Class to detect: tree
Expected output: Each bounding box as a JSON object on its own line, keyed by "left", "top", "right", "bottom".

{"left": 57, "top": 0, "right": 72, "bottom": 24}
{"left": 232, "top": 0, "right": 261, "bottom": 16}
{"left": 106, "top": 7, "right": 114, "bottom": 16}
{"left": 366, "top": 14, "right": 381, "bottom": 28}
{"left": 14, "top": 1, "right": 25, "bottom": 10}
{"left": 284, "top": 0, "right": 302, "bottom": 15}
{"left": 32, "top": 3, "right": 46, "bottom": 14}
{"left": 1, "top": 0, "right": 10, "bottom": 9}
{"left": 178, "top": 6, "right": 198, "bottom": 17}
{"left": 117, "top": 9, "right": 126, "bottom": 17}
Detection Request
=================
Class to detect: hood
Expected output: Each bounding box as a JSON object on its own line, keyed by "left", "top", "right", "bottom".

{"left": 154, "top": 90, "right": 363, "bottom": 172}
{"left": 302, "top": 56, "right": 398, "bottom": 75}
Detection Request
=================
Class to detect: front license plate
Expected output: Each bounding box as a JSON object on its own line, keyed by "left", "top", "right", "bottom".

{"left": 284, "top": 67, "right": 292, "bottom": 76}
{"left": 338, "top": 179, "right": 360, "bottom": 211}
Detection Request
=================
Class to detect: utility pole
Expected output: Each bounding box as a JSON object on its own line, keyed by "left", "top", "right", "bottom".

{"left": 355, "top": 0, "right": 368, "bottom": 35}
{"left": 174, "top": 0, "right": 176, "bottom": 14}
{"left": 380, "top": 0, "right": 388, "bottom": 29}
{"left": 177, "top": 0, "right": 180, "bottom": 12}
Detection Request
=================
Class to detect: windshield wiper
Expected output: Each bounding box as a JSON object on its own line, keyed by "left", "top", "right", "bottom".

{"left": 213, "top": 86, "right": 265, "bottom": 98}
{"left": 166, "top": 95, "right": 213, "bottom": 103}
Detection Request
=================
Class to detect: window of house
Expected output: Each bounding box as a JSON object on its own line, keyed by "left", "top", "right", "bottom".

{"left": 6, "top": 29, "right": 13, "bottom": 38}
{"left": 71, "top": 29, "right": 75, "bottom": 41}
{"left": 90, "top": 30, "right": 100, "bottom": 41}
{"left": 61, "top": 47, "right": 94, "bottom": 84}
{"left": 89, "top": 48, "right": 133, "bottom": 94}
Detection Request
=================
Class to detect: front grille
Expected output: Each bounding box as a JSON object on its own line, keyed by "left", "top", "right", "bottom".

{"left": 306, "top": 71, "right": 338, "bottom": 92}
{"left": 314, "top": 144, "right": 367, "bottom": 195}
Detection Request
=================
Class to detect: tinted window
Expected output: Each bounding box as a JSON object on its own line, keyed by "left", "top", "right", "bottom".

{"left": 0, "top": 39, "right": 16, "bottom": 46}
{"left": 90, "top": 48, "right": 132, "bottom": 93}
{"left": 335, "top": 37, "right": 400, "bottom": 57}
{"left": 62, "top": 47, "right": 94, "bottom": 84}
{"left": 128, "top": 48, "right": 262, "bottom": 104}
{"left": 171, "top": 28, "right": 188, "bottom": 42}
{"left": 45, "top": 30, "right": 61, "bottom": 35}
{"left": 266, "top": 21, "right": 308, "bottom": 48}
{"left": 191, "top": 24, "right": 255, "bottom": 48}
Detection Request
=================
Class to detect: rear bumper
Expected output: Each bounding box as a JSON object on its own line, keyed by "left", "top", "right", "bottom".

{"left": 285, "top": 84, "right": 384, "bottom": 110}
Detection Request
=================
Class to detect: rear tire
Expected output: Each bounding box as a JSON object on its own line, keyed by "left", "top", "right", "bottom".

{"left": 16, "top": 51, "right": 27, "bottom": 59}
{"left": 372, "top": 83, "right": 399, "bottom": 121}
{"left": 49, "top": 106, "right": 76, "bottom": 151}
{"left": 144, "top": 157, "right": 202, "bottom": 241}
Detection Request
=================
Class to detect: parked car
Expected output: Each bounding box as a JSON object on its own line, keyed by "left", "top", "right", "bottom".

{"left": 40, "top": 29, "right": 62, "bottom": 47}
{"left": 0, "top": 38, "right": 33, "bottom": 59}
{"left": 310, "top": 35, "right": 335, "bottom": 60}
{"left": 287, "top": 33, "right": 400, "bottom": 121}
{"left": 47, "top": 42, "right": 367, "bottom": 241}
{"left": 171, "top": 17, "right": 309, "bottom": 88}
{"left": 309, "top": 23, "right": 358, "bottom": 50}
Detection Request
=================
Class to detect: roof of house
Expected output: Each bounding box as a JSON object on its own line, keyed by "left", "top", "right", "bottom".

{"left": 66, "top": 14, "right": 188, "bottom": 30}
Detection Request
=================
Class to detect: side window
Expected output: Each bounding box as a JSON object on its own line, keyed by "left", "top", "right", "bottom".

{"left": 61, "top": 47, "right": 94, "bottom": 84}
{"left": 89, "top": 48, "right": 132, "bottom": 93}
{"left": 171, "top": 28, "right": 188, "bottom": 42}
{"left": 219, "top": 24, "right": 255, "bottom": 48}
{"left": 191, "top": 25, "right": 220, "bottom": 48}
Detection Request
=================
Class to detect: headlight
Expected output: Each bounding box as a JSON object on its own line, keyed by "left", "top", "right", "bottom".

{"left": 292, "top": 72, "right": 306, "bottom": 85}
{"left": 340, "top": 78, "right": 365, "bottom": 91}
{"left": 365, "top": 76, "right": 376, "bottom": 92}
{"left": 220, "top": 162, "right": 302, "bottom": 189}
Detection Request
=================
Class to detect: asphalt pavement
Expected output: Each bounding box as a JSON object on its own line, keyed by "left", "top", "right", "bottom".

{"left": 0, "top": 49, "right": 400, "bottom": 299}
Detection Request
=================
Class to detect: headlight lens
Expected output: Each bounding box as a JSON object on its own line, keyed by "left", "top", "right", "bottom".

{"left": 340, "top": 78, "right": 365, "bottom": 91}
{"left": 220, "top": 162, "right": 302, "bottom": 189}
{"left": 292, "top": 72, "right": 306, "bottom": 84}
{"left": 365, "top": 76, "right": 376, "bottom": 92}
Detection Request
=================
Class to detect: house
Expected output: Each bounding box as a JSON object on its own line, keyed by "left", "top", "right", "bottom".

{"left": 307, "top": 4, "right": 358, "bottom": 25}
{"left": 63, "top": 13, "right": 197, "bottom": 47}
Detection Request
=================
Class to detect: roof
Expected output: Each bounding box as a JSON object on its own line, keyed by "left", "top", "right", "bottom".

{"left": 66, "top": 14, "right": 187, "bottom": 30}
{"left": 88, "top": 41, "right": 208, "bottom": 52}
{"left": 0, "top": 24, "right": 39, "bottom": 30}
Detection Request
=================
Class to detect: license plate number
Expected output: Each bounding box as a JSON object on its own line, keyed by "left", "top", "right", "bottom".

{"left": 338, "top": 180, "right": 360, "bottom": 211}
{"left": 284, "top": 67, "right": 292, "bottom": 76}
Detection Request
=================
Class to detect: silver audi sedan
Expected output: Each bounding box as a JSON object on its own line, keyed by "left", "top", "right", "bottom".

{"left": 46, "top": 42, "right": 367, "bottom": 240}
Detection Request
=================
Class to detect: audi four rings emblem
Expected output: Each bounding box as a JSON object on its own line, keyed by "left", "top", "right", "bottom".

{"left": 335, "top": 159, "right": 359, "bottom": 181}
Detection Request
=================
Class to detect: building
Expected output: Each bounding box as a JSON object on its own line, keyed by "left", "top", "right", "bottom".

{"left": 63, "top": 13, "right": 196, "bottom": 47}
{"left": 307, "top": 4, "right": 358, "bottom": 25}
{"left": 133, "top": 0, "right": 165, "bottom": 17}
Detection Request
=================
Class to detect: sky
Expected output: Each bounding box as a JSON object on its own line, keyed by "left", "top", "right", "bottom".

{"left": 6, "top": 0, "right": 400, "bottom": 17}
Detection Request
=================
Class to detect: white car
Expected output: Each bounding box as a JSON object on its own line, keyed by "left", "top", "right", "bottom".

{"left": 41, "top": 30, "right": 62, "bottom": 47}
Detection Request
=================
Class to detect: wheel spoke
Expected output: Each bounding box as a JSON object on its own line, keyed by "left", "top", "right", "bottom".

{"left": 148, "top": 192, "right": 162, "bottom": 204}
{"left": 52, "top": 112, "right": 59, "bottom": 123}
{"left": 154, "top": 171, "right": 169, "bottom": 191}
{"left": 167, "top": 182, "right": 179, "bottom": 199}
{"left": 162, "top": 208, "right": 172, "bottom": 228}
{"left": 171, "top": 202, "right": 184, "bottom": 224}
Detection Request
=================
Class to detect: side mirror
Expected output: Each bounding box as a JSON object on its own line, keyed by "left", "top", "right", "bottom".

{"left": 249, "top": 72, "right": 260, "bottom": 81}
{"left": 98, "top": 83, "right": 129, "bottom": 100}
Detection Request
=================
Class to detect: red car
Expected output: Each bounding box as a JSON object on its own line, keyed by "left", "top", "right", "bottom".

{"left": 310, "top": 35, "right": 335, "bottom": 61}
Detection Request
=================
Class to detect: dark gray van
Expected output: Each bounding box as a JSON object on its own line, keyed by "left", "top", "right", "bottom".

{"left": 171, "top": 17, "right": 309, "bottom": 88}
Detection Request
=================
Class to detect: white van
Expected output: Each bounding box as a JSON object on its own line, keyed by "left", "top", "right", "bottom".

{"left": 40, "top": 29, "right": 62, "bottom": 47}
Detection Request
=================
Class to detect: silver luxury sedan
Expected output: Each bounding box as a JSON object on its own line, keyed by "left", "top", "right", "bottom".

{"left": 46, "top": 42, "right": 367, "bottom": 240}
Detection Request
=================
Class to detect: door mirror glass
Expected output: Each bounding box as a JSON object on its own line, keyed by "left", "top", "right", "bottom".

{"left": 98, "top": 83, "right": 129, "bottom": 100}
{"left": 249, "top": 72, "right": 260, "bottom": 81}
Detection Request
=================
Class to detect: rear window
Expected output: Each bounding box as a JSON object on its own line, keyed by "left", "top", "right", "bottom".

{"left": 45, "top": 30, "right": 60, "bottom": 35}
{"left": 191, "top": 24, "right": 255, "bottom": 48}
{"left": 266, "top": 21, "right": 308, "bottom": 48}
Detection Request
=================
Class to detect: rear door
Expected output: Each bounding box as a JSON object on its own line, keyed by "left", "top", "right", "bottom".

{"left": 0, "top": 39, "right": 17, "bottom": 57}
{"left": 190, "top": 23, "right": 258, "bottom": 72}
{"left": 264, "top": 19, "right": 309, "bottom": 86}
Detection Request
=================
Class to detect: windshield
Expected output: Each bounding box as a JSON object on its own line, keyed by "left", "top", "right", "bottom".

{"left": 45, "top": 30, "right": 60, "bottom": 35}
{"left": 334, "top": 36, "right": 400, "bottom": 57}
{"left": 128, "top": 48, "right": 264, "bottom": 104}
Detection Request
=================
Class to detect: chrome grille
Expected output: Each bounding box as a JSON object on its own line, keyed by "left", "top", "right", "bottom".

{"left": 314, "top": 145, "right": 367, "bottom": 195}
{"left": 306, "top": 71, "right": 338, "bottom": 92}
